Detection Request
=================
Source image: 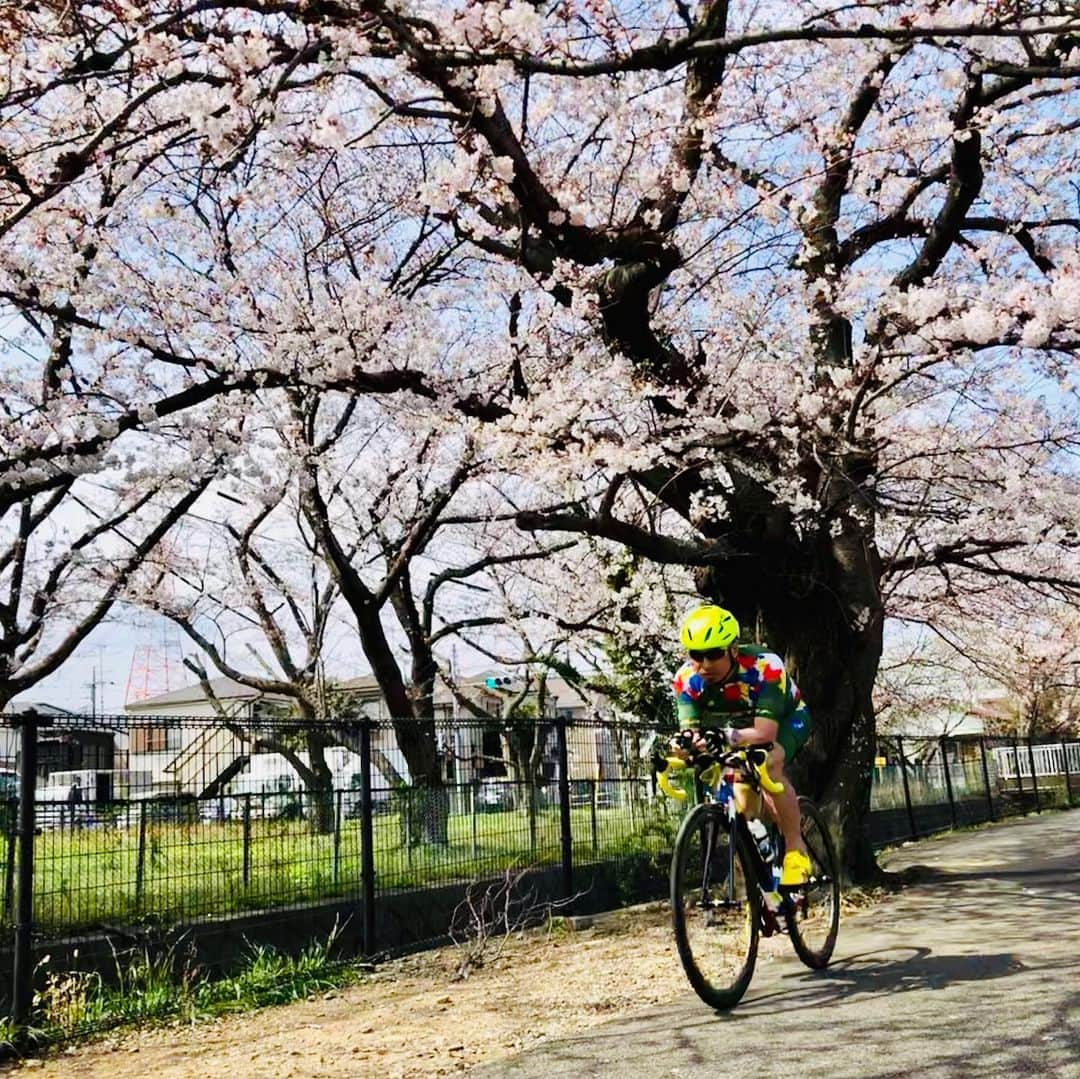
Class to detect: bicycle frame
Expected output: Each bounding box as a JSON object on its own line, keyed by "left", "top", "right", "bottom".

{"left": 660, "top": 741, "right": 817, "bottom": 922}
{"left": 665, "top": 740, "right": 841, "bottom": 1005}
{"left": 711, "top": 768, "right": 777, "bottom": 897}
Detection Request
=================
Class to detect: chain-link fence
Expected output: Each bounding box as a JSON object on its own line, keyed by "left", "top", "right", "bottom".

{"left": 869, "top": 734, "right": 1078, "bottom": 846}
{"left": 0, "top": 710, "right": 1076, "bottom": 1028}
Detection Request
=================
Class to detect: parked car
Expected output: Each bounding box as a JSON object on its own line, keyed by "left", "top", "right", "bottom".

{"left": 477, "top": 778, "right": 516, "bottom": 812}
{"left": 0, "top": 770, "right": 17, "bottom": 800}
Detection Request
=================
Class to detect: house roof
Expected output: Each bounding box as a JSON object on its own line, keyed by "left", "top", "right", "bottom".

{"left": 3, "top": 700, "right": 74, "bottom": 717}
{"left": 966, "top": 697, "right": 1015, "bottom": 723}
{"left": 124, "top": 676, "right": 265, "bottom": 711}
{"left": 123, "top": 669, "right": 595, "bottom": 714}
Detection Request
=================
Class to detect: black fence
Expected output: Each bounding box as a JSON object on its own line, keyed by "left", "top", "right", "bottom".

{"left": 868, "top": 733, "right": 1079, "bottom": 846}
{"left": 0, "top": 710, "right": 1077, "bottom": 1031}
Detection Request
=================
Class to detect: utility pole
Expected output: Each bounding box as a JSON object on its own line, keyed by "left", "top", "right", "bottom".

{"left": 87, "top": 653, "right": 116, "bottom": 717}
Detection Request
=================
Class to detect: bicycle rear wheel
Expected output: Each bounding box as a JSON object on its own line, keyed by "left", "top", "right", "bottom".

{"left": 784, "top": 796, "right": 840, "bottom": 969}
{"left": 670, "top": 803, "right": 760, "bottom": 1009}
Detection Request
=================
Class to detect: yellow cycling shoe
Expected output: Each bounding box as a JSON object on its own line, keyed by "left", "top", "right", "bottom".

{"left": 780, "top": 849, "right": 812, "bottom": 887}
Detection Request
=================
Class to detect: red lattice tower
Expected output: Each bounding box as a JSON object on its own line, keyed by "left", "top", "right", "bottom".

{"left": 125, "top": 540, "right": 186, "bottom": 705}
{"left": 125, "top": 631, "right": 184, "bottom": 705}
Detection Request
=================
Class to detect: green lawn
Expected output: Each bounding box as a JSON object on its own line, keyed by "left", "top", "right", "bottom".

{"left": 21, "top": 798, "right": 679, "bottom": 937}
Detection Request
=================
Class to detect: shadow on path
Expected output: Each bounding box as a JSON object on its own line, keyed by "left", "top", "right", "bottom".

{"left": 739, "top": 947, "right": 1027, "bottom": 1011}
{"left": 536, "top": 945, "right": 1040, "bottom": 1049}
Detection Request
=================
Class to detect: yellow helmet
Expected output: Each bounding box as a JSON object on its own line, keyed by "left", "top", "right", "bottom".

{"left": 680, "top": 605, "right": 739, "bottom": 651}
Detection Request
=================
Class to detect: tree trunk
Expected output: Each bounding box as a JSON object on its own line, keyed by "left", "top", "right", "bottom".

{"left": 304, "top": 733, "right": 336, "bottom": 836}
{"left": 397, "top": 781, "right": 451, "bottom": 848}
{"left": 786, "top": 611, "right": 883, "bottom": 884}
{"left": 398, "top": 681, "right": 449, "bottom": 847}
{"left": 704, "top": 509, "right": 885, "bottom": 883}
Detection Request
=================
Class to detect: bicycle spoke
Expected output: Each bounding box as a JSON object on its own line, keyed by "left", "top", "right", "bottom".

{"left": 671, "top": 806, "right": 759, "bottom": 1009}
{"left": 785, "top": 798, "right": 840, "bottom": 969}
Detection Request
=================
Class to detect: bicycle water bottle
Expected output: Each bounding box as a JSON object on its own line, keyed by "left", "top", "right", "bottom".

{"left": 748, "top": 818, "right": 773, "bottom": 863}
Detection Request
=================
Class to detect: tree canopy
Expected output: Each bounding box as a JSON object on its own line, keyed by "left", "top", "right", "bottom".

{"left": 3, "top": 1, "right": 1079, "bottom": 876}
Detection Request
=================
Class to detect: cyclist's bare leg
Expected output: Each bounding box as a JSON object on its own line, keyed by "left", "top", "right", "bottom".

{"left": 762, "top": 744, "right": 807, "bottom": 856}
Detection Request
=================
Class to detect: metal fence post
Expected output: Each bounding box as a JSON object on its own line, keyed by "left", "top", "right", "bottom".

{"left": 242, "top": 794, "right": 252, "bottom": 887}
{"left": 359, "top": 720, "right": 376, "bottom": 957}
{"left": 555, "top": 718, "right": 573, "bottom": 905}
{"left": 470, "top": 779, "right": 479, "bottom": 860}
{"left": 940, "top": 737, "right": 957, "bottom": 829}
{"left": 135, "top": 799, "right": 148, "bottom": 907}
{"left": 978, "top": 738, "right": 995, "bottom": 822}
{"left": 1026, "top": 736, "right": 1041, "bottom": 813}
{"left": 897, "top": 737, "right": 918, "bottom": 840}
{"left": 333, "top": 790, "right": 342, "bottom": 886}
{"left": 2, "top": 802, "right": 15, "bottom": 924}
{"left": 12, "top": 714, "right": 41, "bottom": 1026}
{"left": 1062, "top": 738, "right": 1074, "bottom": 807}
{"left": 590, "top": 779, "right": 599, "bottom": 855}
{"left": 1012, "top": 737, "right": 1024, "bottom": 799}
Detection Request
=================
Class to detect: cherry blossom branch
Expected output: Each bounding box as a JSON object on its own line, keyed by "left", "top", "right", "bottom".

{"left": 884, "top": 537, "right": 1025, "bottom": 578}
{"left": 515, "top": 509, "right": 732, "bottom": 566}
{"left": 420, "top": 19, "right": 1080, "bottom": 77}
{"left": 422, "top": 541, "right": 577, "bottom": 642}
{"left": 5, "top": 466, "right": 217, "bottom": 696}
{"left": 0, "top": 361, "right": 437, "bottom": 508}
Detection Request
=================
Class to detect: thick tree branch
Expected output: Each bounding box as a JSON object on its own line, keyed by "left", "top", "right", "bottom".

{"left": 515, "top": 509, "right": 732, "bottom": 566}
{"left": 7, "top": 468, "right": 217, "bottom": 692}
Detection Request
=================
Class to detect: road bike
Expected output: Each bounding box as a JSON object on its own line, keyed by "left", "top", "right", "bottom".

{"left": 656, "top": 733, "right": 840, "bottom": 1009}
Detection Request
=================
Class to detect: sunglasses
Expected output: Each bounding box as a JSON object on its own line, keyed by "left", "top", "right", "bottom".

{"left": 688, "top": 647, "right": 729, "bottom": 662}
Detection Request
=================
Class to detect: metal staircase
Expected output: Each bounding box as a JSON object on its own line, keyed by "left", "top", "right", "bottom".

{"left": 164, "top": 725, "right": 250, "bottom": 799}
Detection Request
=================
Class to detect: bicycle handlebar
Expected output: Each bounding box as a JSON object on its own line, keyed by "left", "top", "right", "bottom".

{"left": 654, "top": 731, "right": 784, "bottom": 801}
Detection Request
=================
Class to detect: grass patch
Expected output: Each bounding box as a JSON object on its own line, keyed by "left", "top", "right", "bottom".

{"left": 23, "top": 798, "right": 681, "bottom": 938}
{"left": 19, "top": 929, "right": 367, "bottom": 1053}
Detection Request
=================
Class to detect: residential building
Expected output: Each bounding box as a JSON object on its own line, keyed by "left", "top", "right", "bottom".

{"left": 121, "top": 671, "right": 622, "bottom": 800}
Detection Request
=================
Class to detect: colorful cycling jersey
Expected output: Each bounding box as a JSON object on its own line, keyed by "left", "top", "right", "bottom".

{"left": 672, "top": 645, "right": 809, "bottom": 731}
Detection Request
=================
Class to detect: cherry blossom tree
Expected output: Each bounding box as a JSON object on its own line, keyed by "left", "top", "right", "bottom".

{"left": 135, "top": 482, "right": 356, "bottom": 833}
{"left": 292, "top": 389, "right": 583, "bottom": 841}
{"left": 0, "top": 457, "right": 218, "bottom": 711}
{"left": 391, "top": 0, "right": 1079, "bottom": 877}
{"left": 6, "top": 3, "right": 1080, "bottom": 879}
{"left": 0, "top": 0, "right": 486, "bottom": 717}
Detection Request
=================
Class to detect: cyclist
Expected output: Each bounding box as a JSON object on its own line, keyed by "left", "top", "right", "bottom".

{"left": 670, "top": 603, "right": 813, "bottom": 886}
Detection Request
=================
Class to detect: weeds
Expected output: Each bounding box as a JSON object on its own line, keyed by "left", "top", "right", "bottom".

{"left": 449, "top": 866, "right": 583, "bottom": 982}
{"left": 22, "top": 925, "right": 363, "bottom": 1052}
{"left": 35, "top": 968, "right": 100, "bottom": 1032}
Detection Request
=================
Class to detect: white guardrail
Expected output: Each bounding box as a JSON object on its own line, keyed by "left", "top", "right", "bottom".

{"left": 991, "top": 742, "right": 1080, "bottom": 781}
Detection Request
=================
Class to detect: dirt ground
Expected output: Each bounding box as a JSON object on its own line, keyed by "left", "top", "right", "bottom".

{"left": 5, "top": 901, "right": 829, "bottom": 1079}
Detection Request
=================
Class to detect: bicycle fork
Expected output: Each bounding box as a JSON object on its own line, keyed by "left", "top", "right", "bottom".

{"left": 696, "top": 815, "right": 738, "bottom": 913}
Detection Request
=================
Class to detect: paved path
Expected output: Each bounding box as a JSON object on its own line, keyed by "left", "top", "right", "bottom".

{"left": 475, "top": 811, "right": 1080, "bottom": 1079}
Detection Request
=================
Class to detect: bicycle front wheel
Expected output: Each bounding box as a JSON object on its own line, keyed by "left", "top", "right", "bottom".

{"left": 785, "top": 796, "right": 840, "bottom": 969}
{"left": 670, "top": 804, "right": 760, "bottom": 1010}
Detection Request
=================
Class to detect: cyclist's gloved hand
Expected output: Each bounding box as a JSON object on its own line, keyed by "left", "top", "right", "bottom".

{"left": 649, "top": 734, "right": 676, "bottom": 774}
{"left": 668, "top": 729, "right": 703, "bottom": 756}
{"left": 697, "top": 729, "right": 726, "bottom": 756}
